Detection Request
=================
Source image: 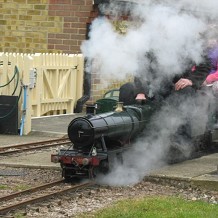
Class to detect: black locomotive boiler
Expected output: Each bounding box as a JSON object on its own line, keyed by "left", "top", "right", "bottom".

{"left": 51, "top": 100, "right": 156, "bottom": 180}
{"left": 51, "top": 82, "right": 218, "bottom": 181}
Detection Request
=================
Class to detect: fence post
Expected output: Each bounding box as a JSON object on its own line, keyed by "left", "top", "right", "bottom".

{"left": 32, "top": 53, "right": 43, "bottom": 117}
{"left": 21, "top": 55, "right": 33, "bottom": 135}
{"left": 76, "top": 54, "right": 84, "bottom": 100}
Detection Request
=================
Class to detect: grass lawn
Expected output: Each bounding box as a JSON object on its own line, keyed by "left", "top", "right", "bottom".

{"left": 78, "top": 196, "right": 218, "bottom": 218}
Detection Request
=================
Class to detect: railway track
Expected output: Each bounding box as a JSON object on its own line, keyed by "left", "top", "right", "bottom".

{"left": 0, "top": 179, "right": 94, "bottom": 216}
{"left": 0, "top": 138, "right": 71, "bottom": 155}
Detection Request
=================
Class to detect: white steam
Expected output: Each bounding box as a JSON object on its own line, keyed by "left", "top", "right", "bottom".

{"left": 81, "top": 0, "right": 218, "bottom": 86}
{"left": 80, "top": 0, "right": 218, "bottom": 185}
{"left": 97, "top": 92, "right": 213, "bottom": 186}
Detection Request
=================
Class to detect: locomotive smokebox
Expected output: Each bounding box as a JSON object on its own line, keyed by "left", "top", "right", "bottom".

{"left": 68, "top": 118, "right": 95, "bottom": 150}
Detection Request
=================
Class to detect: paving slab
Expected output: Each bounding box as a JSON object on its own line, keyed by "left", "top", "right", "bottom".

{"left": 31, "top": 113, "right": 83, "bottom": 135}
{"left": 192, "top": 173, "right": 218, "bottom": 191}
{"left": 150, "top": 153, "right": 218, "bottom": 180}
{"left": 149, "top": 153, "right": 218, "bottom": 190}
{"left": 0, "top": 150, "right": 60, "bottom": 170}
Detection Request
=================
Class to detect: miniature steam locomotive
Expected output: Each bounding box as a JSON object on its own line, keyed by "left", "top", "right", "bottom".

{"left": 51, "top": 84, "right": 218, "bottom": 181}
{"left": 51, "top": 99, "right": 158, "bottom": 180}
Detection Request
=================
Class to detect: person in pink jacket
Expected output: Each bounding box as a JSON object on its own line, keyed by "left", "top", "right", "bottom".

{"left": 203, "top": 45, "right": 218, "bottom": 85}
{"left": 205, "top": 72, "right": 218, "bottom": 84}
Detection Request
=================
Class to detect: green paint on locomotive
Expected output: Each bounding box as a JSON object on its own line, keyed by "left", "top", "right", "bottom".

{"left": 96, "top": 98, "right": 118, "bottom": 114}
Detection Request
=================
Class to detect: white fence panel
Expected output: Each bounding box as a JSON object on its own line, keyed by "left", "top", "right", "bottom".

{"left": 0, "top": 53, "right": 84, "bottom": 135}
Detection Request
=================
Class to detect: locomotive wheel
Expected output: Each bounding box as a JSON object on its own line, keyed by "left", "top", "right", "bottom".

{"left": 167, "top": 146, "right": 190, "bottom": 164}
{"left": 88, "top": 160, "right": 110, "bottom": 179}
{"left": 99, "top": 160, "right": 110, "bottom": 174}
{"left": 193, "top": 131, "right": 212, "bottom": 151}
{"left": 191, "top": 131, "right": 216, "bottom": 158}
{"left": 62, "top": 169, "right": 82, "bottom": 183}
{"left": 62, "top": 169, "right": 72, "bottom": 182}
{"left": 88, "top": 166, "right": 98, "bottom": 179}
{"left": 116, "top": 152, "right": 124, "bottom": 164}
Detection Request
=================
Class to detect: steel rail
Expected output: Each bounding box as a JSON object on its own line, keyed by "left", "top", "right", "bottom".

{"left": 0, "top": 179, "right": 64, "bottom": 202}
{"left": 0, "top": 138, "right": 71, "bottom": 155}
{"left": 0, "top": 181, "right": 94, "bottom": 215}
{"left": 0, "top": 138, "right": 70, "bottom": 151}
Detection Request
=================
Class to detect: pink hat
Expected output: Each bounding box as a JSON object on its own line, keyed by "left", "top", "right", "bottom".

{"left": 135, "top": 93, "right": 146, "bottom": 100}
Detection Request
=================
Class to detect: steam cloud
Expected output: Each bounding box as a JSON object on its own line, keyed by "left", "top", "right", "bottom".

{"left": 81, "top": 0, "right": 218, "bottom": 185}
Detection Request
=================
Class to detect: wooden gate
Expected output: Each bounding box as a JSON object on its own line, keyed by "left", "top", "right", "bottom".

{"left": 0, "top": 53, "right": 84, "bottom": 135}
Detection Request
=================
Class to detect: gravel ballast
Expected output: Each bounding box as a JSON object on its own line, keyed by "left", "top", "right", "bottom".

{"left": 0, "top": 166, "right": 217, "bottom": 218}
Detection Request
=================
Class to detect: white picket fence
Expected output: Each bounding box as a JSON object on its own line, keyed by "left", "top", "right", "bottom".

{"left": 0, "top": 53, "right": 84, "bottom": 135}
